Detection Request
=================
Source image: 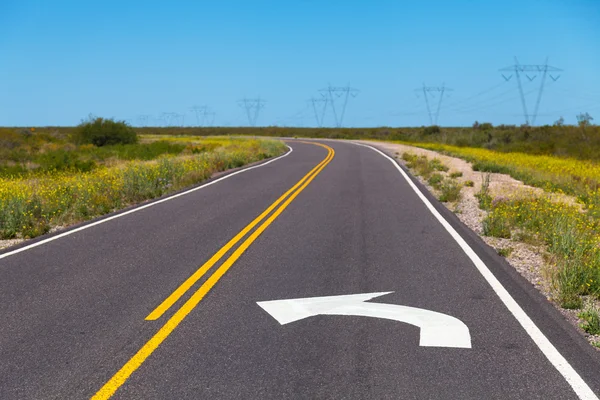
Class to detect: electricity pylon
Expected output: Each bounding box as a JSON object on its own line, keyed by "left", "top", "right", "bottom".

{"left": 319, "top": 85, "right": 359, "bottom": 127}
{"left": 190, "top": 105, "right": 216, "bottom": 126}
{"left": 238, "top": 98, "right": 266, "bottom": 126}
{"left": 499, "top": 57, "right": 562, "bottom": 125}
{"left": 308, "top": 97, "right": 328, "bottom": 127}
{"left": 137, "top": 114, "right": 150, "bottom": 127}
{"left": 161, "top": 112, "right": 182, "bottom": 127}
{"left": 415, "top": 83, "right": 453, "bottom": 126}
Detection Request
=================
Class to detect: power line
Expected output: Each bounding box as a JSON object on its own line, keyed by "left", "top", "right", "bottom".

{"left": 499, "top": 57, "right": 562, "bottom": 125}
{"left": 442, "top": 81, "right": 508, "bottom": 110}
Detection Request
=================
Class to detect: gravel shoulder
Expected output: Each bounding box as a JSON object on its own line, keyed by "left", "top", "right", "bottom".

{"left": 357, "top": 139, "right": 600, "bottom": 349}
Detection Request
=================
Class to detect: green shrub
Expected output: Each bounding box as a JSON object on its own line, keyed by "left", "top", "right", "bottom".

{"left": 430, "top": 158, "right": 449, "bottom": 172}
{"left": 578, "top": 306, "right": 600, "bottom": 334}
{"left": 401, "top": 152, "right": 417, "bottom": 163}
{"left": 497, "top": 247, "right": 513, "bottom": 257}
{"left": 450, "top": 171, "right": 463, "bottom": 178}
{"left": 428, "top": 173, "right": 444, "bottom": 188}
{"left": 465, "top": 180, "right": 474, "bottom": 187}
{"left": 73, "top": 116, "right": 137, "bottom": 147}
{"left": 439, "top": 179, "right": 462, "bottom": 202}
{"left": 411, "top": 156, "right": 434, "bottom": 178}
{"left": 476, "top": 173, "right": 493, "bottom": 210}
{"left": 482, "top": 212, "right": 511, "bottom": 238}
{"left": 423, "top": 125, "right": 441, "bottom": 135}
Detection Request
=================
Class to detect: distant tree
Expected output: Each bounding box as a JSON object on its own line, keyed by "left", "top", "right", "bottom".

{"left": 553, "top": 116, "right": 565, "bottom": 127}
{"left": 576, "top": 112, "right": 594, "bottom": 128}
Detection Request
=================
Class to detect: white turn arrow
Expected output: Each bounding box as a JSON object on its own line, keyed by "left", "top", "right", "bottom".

{"left": 257, "top": 291, "right": 471, "bottom": 349}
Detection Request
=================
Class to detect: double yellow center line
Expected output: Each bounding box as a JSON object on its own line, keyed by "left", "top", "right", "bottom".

{"left": 92, "top": 142, "right": 334, "bottom": 399}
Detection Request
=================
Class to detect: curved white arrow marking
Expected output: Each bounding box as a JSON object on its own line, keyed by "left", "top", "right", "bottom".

{"left": 257, "top": 292, "right": 471, "bottom": 349}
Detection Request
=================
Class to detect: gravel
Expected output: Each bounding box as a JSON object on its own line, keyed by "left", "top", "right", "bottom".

{"left": 358, "top": 140, "right": 600, "bottom": 349}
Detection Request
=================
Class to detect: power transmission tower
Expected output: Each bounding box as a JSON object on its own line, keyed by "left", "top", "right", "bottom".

{"left": 415, "top": 83, "right": 453, "bottom": 126}
{"left": 137, "top": 114, "right": 151, "bottom": 127}
{"left": 190, "top": 106, "right": 207, "bottom": 126}
{"left": 190, "top": 105, "right": 217, "bottom": 127}
{"left": 161, "top": 112, "right": 181, "bottom": 127}
{"left": 319, "top": 85, "right": 359, "bottom": 127}
{"left": 499, "top": 57, "right": 562, "bottom": 126}
{"left": 238, "top": 98, "right": 266, "bottom": 126}
{"left": 160, "top": 112, "right": 171, "bottom": 127}
{"left": 308, "top": 97, "right": 328, "bottom": 127}
{"left": 204, "top": 111, "right": 216, "bottom": 126}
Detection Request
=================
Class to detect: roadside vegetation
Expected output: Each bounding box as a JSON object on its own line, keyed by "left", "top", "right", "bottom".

{"left": 17, "top": 121, "right": 600, "bottom": 160}
{"left": 401, "top": 153, "right": 463, "bottom": 204}
{"left": 0, "top": 120, "right": 286, "bottom": 241}
{"left": 389, "top": 121, "right": 600, "bottom": 347}
{"left": 3, "top": 120, "right": 599, "bottom": 345}
{"left": 398, "top": 143, "right": 600, "bottom": 312}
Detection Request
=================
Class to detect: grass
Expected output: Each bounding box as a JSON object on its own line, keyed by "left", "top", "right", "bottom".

{"left": 402, "top": 153, "right": 435, "bottom": 179}
{"left": 0, "top": 128, "right": 188, "bottom": 177}
{"left": 427, "top": 173, "right": 444, "bottom": 189}
{"left": 476, "top": 173, "right": 493, "bottom": 210}
{"left": 406, "top": 142, "right": 600, "bottom": 216}
{"left": 578, "top": 305, "right": 600, "bottom": 335}
{"left": 401, "top": 142, "right": 600, "bottom": 311}
{"left": 482, "top": 196, "right": 600, "bottom": 307}
{"left": 0, "top": 135, "right": 286, "bottom": 240}
{"left": 402, "top": 152, "right": 462, "bottom": 203}
{"left": 438, "top": 179, "right": 462, "bottom": 203}
{"left": 497, "top": 247, "right": 514, "bottom": 257}
{"left": 8, "top": 123, "right": 600, "bottom": 160}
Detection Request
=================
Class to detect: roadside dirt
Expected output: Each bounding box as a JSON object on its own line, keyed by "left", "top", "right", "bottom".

{"left": 359, "top": 140, "right": 600, "bottom": 349}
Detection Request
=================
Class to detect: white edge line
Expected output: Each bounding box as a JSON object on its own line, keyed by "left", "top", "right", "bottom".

{"left": 352, "top": 141, "right": 598, "bottom": 400}
{"left": 0, "top": 145, "right": 294, "bottom": 261}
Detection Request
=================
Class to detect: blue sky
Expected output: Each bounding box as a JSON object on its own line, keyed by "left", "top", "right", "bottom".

{"left": 1, "top": 0, "right": 599, "bottom": 127}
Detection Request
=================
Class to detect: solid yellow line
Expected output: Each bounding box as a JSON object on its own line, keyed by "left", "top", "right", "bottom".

{"left": 146, "top": 143, "right": 333, "bottom": 320}
{"left": 91, "top": 143, "right": 334, "bottom": 400}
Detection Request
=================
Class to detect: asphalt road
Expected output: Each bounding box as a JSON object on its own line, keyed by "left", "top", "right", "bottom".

{"left": 1, "top": 140, "right": 599, "bottom": 399}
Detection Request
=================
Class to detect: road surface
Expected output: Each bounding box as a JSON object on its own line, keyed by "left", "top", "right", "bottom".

{"left": 1, "top": 140, "right": 599, "bottom": 399}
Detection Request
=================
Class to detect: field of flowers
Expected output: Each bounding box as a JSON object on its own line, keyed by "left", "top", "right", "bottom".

{"left": 398, "top": 141, "right": 600, "bottom": 317}
{"left": 0, "top": 137, "right": 286, "bottom": 240}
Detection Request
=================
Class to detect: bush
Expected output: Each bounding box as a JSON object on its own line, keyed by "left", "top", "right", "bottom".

{"left": 428, "top": 173, "right": 444, "bottom": 189}
{"left": 476, "top": 173, "right": 493, "bottom": 210}
{"left": 579, "top": 306, "right": 600, "bottom": 334}
{"left": 430, "top": 158, "right": 449, "bottom": 172}
{"left": 74, "top": 116, "right": 137, "bottom": 147}
{"left": 423, "top": 125, "right": 441, "bottom": 135}
{"left": 438, "top": 179, "right": 462, "bottom": 202}
{"left": 482, "top": 212, "right": 511, "bottom": 238}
